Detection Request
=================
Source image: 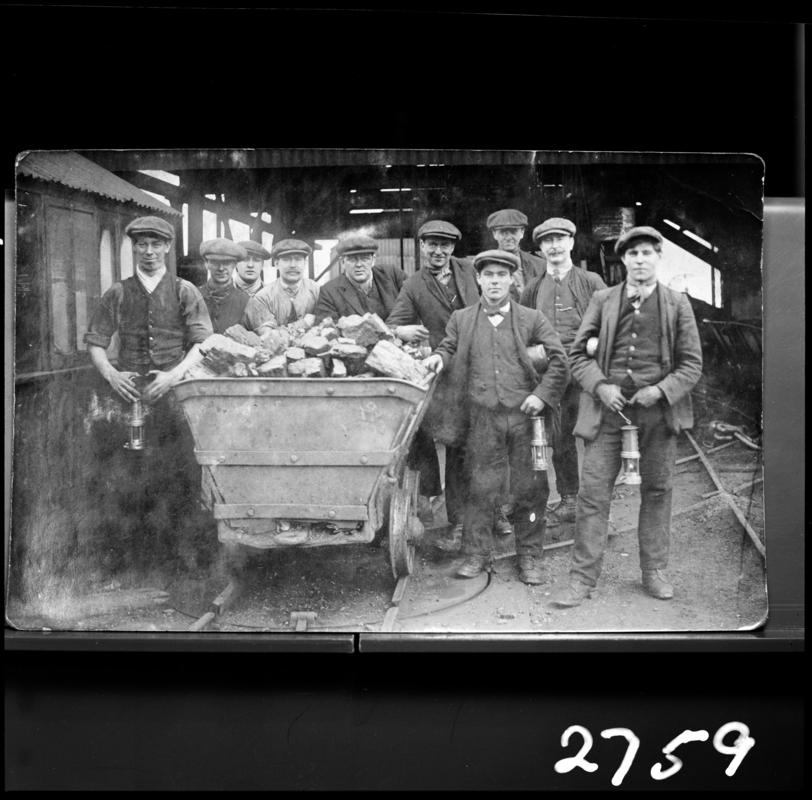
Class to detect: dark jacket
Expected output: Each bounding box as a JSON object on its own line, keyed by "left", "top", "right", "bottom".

{"left": 569, "top": 283, "right": 703, "bottom": 442}
{"left": 432, "top": 301, "right": 569, "bottom": 445}
{"left": 520, "top": 265, "right": 607, "bottom": 318}
{"left": 314, "top": 263, "right": 407, "bottom": 323}
{"left": 386, "top": 256, "right": 480, "bottom": 348}
{"left": 199, "top": 281, "right": 250, "bottom": 334}
{"left": 386, "top": 257, "right": 480, "bottom": 438}
{"left": 518, "top": 250, "right": 546, "bottom": 283}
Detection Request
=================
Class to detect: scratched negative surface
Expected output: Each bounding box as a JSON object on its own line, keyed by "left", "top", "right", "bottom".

{"left": 7, "top": 149, "right": 766, "bottom": 634}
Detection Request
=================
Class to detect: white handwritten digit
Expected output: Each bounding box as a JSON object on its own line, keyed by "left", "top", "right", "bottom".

{"left": 650, "top": 728, "right": 710, "bottom": 780}
{"left": 554, "top": 725, "right": 598, "bottom": 775}
{"left": 713, "top": 722, "right": 755, "bottom": 777}
{"left": 600, "top": 727, "right": 640, "bottom": 787}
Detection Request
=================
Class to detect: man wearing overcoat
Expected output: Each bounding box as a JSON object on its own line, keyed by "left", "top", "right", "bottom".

{"left": 314, "top": 234, "right": 406, "bottom": 323}
{"left": 551, "top": 226, "right": 703, "bottom": 606}
{"left": 387, "top": 219, "right": 480, "bottom": 544}
{"left": 520, "top": 217, "right": 607, "bottom": 528}
{"left": 425, "top": 250, "right": 569, "bottom": 584}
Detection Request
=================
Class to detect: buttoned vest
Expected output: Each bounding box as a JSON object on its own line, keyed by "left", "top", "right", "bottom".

{"left": 118, "top": 275, "right": 187, "bottom": 373}
{"left": 608, "top": 290, "right": 663, "bottom": 389}
{"left": 468, "top": 313, "right": 533, "bottom": 409}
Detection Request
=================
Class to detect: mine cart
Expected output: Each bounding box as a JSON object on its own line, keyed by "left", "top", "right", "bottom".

{"left": 173, "top": 376, "right": 436, "bottom": 578}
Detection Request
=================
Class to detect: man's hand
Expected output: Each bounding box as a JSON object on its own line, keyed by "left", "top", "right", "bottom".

{"left": 596, "top": 382, "right": 627, "bottom": 413}
{"left": 142, "top": 369, "right": 179, "bottom": 404}
{"left": 396, "top": 324, "right": 430, "bottom": 343}
{"left": 105, "top": 368, "right": 141, "bottom": 403}
{"left": 629, "top": 385, "right": 663, "bottom": 408}
{"left": 520, "top": 394, "right": 545, "bottom": 416}
{"left": 423, "top": 354, "right": 444, "bottom": 375}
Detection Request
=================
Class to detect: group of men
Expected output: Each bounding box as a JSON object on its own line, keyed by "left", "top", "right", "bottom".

{"left": 85, "top": 208, "right": 702, "bottom": 606}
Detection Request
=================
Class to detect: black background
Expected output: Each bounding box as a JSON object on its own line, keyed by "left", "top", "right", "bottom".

{"left": 4, "top": 7, "right": 805, "bottom": 791}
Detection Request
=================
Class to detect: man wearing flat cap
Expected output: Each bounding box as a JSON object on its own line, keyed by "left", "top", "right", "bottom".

{"left": 551, "top": 226, "right": 702, "bottom": 607}
{"left": 314, "top": 234, "right": 406, "bottom": 324}
{"left": 198, "top": 238, "right": 251, "bottom": 334}
{"left": 235, "top": 240, "right": 270, "bottom": 297}
{"left": 242, "top": 239, "right": 320, "bottom": 331}
{"left": 424, "top": 250, "right": 569, "bottom": 584}
{"left": 85, "top": 216, "right": 213, "bottom": 403}
{"left": 486, "top": 209, "right": 545, "bottom": 298}
{"left": 520, "top": 217, "right": 608, "bottom": 530}
{"left": 387, "top": 220, "right": 480, "bottom": 546}
{"left": 84, "top": 215, "right": 214, "bottom": 572}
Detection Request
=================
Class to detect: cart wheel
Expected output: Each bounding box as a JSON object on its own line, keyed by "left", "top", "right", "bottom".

{"left": 388, "top": 468, "right": 424, "bottom": 579}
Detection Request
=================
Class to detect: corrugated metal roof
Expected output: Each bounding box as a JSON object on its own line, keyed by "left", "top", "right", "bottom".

{"left": 17, "top": 150, "right": 181, "bottom": 215}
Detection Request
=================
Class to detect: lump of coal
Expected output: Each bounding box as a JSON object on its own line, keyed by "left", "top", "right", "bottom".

{"left": 288, "top": 357, "right": 325, "bottom": 378}
{"left": 329, "top": 341, "right": 368, "bottom": 375}
{"left": 200, "top": 334, "right": 257, "bottom": 374}
{"left": 258, "top": 327, "right": 291, "bottom": 357}
{"left": 337, "top": 313, "right": 393, "bottom": 348}
{"left": 299, "top": 330, "right": 331, "bottom": 356}
{"left": 331, "top": 359, "right": 347, "bottom": 378}
{"left": 224, "top": 324, "right": 262, "bottom": 349}
{"left": 285, "top": 346, "right": 306, "bottom": 362}
{"left": 365, "top": 340, "right": 429, "bottom": 384}
{"left": 256, "top": 355, "right": 287, "bottom": 376}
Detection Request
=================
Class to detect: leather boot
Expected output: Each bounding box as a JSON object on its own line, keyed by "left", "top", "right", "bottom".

{"left": 642, "top": 569, "right": 674, "bottom": 600}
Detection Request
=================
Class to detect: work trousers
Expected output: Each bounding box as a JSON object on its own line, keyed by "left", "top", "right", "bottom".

{"left": 463, "top": 403, "right": 548, "bottom": 557}
{"left": 552, "top": 380, "right": 581, "bottom": 497}
{"left": 408, "top": 427, "right": 466, "bottom": 525}
{"left": 571, "top": 400, "right": 677, "bottom": 587}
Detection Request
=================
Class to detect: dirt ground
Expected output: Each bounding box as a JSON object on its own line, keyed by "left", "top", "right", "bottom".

{"left": 7, "top": 436, "right": 767, "bottom": 635}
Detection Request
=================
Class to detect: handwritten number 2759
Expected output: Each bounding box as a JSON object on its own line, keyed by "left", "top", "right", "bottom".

{"left": 554, "top": 722, "right": 755, "bottom": 787}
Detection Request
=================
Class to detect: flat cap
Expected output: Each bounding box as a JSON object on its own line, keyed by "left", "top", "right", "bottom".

{"left": 417, "top": 219, "right": 461, "bottom": 241}
{"left": 487, "top": 209, "right": 528, "bottom": 229}
{"left": 238, "top": 240, "right": 272, "bottom": 260}
{"left": 532, "top": 217, "right": 576, "bottom": 242}
{"left": 270, "top": 238, "right": 312, "bottom": 259}
{"left": 199, "top": 238, "right": 248, "bottom": 261}
{"left": 473, "top": 249, "right": 520, "bottom": 273}
{"left": 336, "top": 235, "right": 378, "bottom": 257}
{"left": 125, "top": 216, "right": 175, "bottom": 241}
{"left": 615, "top": 225, "right": 664, "bottom": 255}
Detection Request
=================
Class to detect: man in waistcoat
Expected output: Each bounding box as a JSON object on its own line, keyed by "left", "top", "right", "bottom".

{"left": 242, "top": 239, "right": 320, "bottom": 331}
{"left": 199, "top": 238, "right": 250, "bottom": 334}
{"left": 520, "top": 217, "right": 607, "bottom": 530}
{"left": 387, "top": 220, "right": 480, "bottom": 547}
{"left": 551, "top": 226, "right": 702, "bottom": 607}
{"left": 84, "top": 215, "right": 214, "bottom": 572}
{"left": 314, "top": 234, "right": 406, "bottom": 323}
{"left": 424, "top": 250, "right": 569, "bottom": 584}
{"left": 486, "top": 208, "right": 545, "bottom": 299}
{"left": 235, "top": 240, "right": 271, "bottom": 297}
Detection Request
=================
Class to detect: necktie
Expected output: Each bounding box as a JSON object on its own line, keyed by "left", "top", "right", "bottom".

{"left": 552, "top": 268, "right": 561, "bottom": 283}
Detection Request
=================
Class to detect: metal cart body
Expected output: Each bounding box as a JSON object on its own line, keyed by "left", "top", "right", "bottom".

{"left": 173, "top": 376, "right": 434, "bottom": 576}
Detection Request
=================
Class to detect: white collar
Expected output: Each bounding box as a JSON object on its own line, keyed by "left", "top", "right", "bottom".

{"left": 136, "top": 265, "right": 167, "bottom": 293}
{"left": 548, "top": 262, "right": 573, "bottom": 279}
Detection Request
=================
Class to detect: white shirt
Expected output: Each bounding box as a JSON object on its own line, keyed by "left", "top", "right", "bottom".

{"left": 136, "top": 266, "right": 167, "bottom": 294}
{"left": 548, "top": 262, "right": 573, "bottom": 282}
{"left": 483, "top": 302, "right": 511, "bottom": 327}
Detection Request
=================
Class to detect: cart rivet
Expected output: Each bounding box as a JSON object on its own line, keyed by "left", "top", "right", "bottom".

{"left": 247, "top": 508, "right": 255, "bottom": 516}
{"left": 360, "top": 456, "right": 368, "bottom": 464}
{"left": 326, "top": 387, "right": 335, "bottom": 395}
{"left": 328, "top": 510, "right": 336, "bottom": 518}
{"left": 290, "top": 454, "right": 298, "bottom": 462}
{"left": 387, "top": 387, "right": 395, "bottom": 394}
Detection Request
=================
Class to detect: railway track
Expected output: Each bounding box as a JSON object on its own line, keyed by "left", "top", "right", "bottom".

{"left": 185, "top": 432, "right": 763, "bottom": 633}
